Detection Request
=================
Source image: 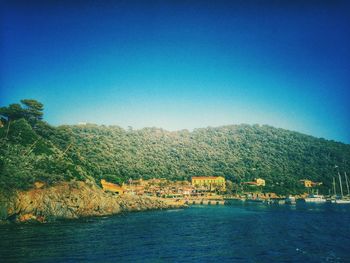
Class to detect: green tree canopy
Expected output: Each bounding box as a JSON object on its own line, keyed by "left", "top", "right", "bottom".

{"left": 1, "top": 99, "right": 350, "bottom": 196}
{"left": 0, "top": 103, "right": 25, "bottom": 121}
{"left": 0, "top": 99, "right": 44, "bottom": 124}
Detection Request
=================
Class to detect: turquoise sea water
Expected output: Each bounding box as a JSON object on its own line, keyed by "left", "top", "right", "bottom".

{"left": 1, "top": 202, "right": 350, "bottom": 262}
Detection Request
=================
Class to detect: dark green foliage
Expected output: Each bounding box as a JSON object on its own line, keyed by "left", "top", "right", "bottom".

{"left": 63, "top": 124, "right": 350, "bottom": 195}
{"left": 0, "top": 104, "right": 25, "bottom": 121}
{"left": 2, "top": 118, "right": 38, "bottom": 145}
{"left": 0, "top": 99, "right": 44, "bottom": 124}
{"left": 0, "top": 100, "right": 350, "bottom": 195}
{"left": 100, "top": 175, "right": 123, "bottom": 186}
{"left": 0, "top": 118, "right": 87, "bottom": 193}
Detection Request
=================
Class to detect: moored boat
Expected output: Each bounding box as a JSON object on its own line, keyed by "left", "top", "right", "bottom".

{"left": 304, "top": 194, "right": 326, "bottom": 203}
{"left": 285, "top": 195, "right": 296, "bottom": 205}
{"left": 333, "top": 198, "right": 350, "bottom": 204}
{"left": 330, "top": 170, "right": 350, "bottom": 204}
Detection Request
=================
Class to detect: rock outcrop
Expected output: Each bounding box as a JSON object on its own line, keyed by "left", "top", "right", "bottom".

{"left": 0, "top": 180, "right": 186, "bottom": 223}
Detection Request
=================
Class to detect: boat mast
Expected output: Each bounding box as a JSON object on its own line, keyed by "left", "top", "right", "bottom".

{"left": 345, "top": 172, "right": 350, "bottom": 196}
{"left": 333, "top": 177, "right": 336, "bottom": 197}
{"left": 338, "top": 171, "right": 344, "bottom": 198}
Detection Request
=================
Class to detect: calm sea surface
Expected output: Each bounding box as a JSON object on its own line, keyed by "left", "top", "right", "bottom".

{"left": 1, "top": 202, "right": 350, "bottom": 262}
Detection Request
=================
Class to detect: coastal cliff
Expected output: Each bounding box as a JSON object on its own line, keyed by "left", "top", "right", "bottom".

{"left": 0, "top": 180, "right": 185, "bottom": 223}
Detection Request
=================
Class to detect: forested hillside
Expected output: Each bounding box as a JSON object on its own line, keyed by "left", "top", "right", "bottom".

{"left": 1, "top": 100, "right": 350, "bottom": 195}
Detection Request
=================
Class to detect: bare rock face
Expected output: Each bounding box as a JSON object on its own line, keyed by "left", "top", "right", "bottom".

{"left": 4, "top": 181, "right": 121, "bottom": 222}
{"left": 1, "top": 181, "right": 186, "bottom": 223}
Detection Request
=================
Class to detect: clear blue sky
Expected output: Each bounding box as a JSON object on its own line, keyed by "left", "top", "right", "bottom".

{"left": 1, "top": 0, "right": 350, "bottom": 143}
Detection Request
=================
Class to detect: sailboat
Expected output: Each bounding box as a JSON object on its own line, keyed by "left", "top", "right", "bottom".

{"left": 332, "top": 171, "right": 350, "bottom": 204}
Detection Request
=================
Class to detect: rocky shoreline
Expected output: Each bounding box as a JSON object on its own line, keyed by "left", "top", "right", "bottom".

{"left": 0, "top": 180, "right": 186, "bottom": 223}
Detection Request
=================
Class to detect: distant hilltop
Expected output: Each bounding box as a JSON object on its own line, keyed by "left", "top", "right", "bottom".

{"left": 0, "top": 99, "right": 350, "bottom": 196}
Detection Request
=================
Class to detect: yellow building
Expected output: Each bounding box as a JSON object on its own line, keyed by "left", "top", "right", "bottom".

{"left": 101, "top": 179, "right": 124, "bottom": 194}
{"left": 300, "top": 180, "right": 312, "bottom": 188}
{"left": 300, "top": 179, "right": 322, "bottom": 188}
{"left": 191, "top": 176, "right": 226, "bottom": 191}
{"left": 256, "top": 178, "right": 265, "bottom": 186}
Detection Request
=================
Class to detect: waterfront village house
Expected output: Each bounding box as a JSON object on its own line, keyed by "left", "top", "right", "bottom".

{"left": 101, "top": 179, "right": 125, "bottom": 194}
{"left": 300, "top": 179, "right": 322, "bottom": 188}
{"left": 191, "top": 176, "right": 226, "bottom": 191}
{"left": 124, "top": 178, "right": 147, "bottom": 195}
{"left": 243, "top": 178, "right": 266, "bottom": 187}
{"left": 182, "top": 187, "right": 195, "bottom": 196}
